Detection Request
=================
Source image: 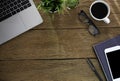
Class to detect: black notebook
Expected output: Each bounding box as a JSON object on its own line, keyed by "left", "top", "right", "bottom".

{"left": 93, "top": 35, "right": 120, "bottom": 81}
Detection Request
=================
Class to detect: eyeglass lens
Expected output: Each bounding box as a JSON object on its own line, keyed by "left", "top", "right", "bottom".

{"left": 78, "top": 10, "right": 100, "bottom": 36}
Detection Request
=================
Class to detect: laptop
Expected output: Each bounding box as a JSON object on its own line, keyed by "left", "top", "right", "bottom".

{"left": 0, "top": 0, "right": 43, "bottom": 45}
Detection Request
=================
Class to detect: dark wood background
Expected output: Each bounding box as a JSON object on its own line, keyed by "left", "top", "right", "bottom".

{"left": 0, "top": 0, "right": 120, "bottom": 81}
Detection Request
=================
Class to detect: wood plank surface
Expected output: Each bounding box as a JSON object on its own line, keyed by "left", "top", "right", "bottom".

{"left": 37, "top": 13, "right": 120, "bottom": 29}
{"left": 0, "top": 59, "right": 106, "bottom": 81}
{"left": 0, "top": 0, "right": 120, "bottom": 81}
{"left": 0, "top": 28, "right": 120, "bottom": 60}
{"left": 33, "top": 0, "right": 120, "bottom": 29}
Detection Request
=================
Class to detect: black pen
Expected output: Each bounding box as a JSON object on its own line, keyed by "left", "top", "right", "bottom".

{"left": 86, "top": 58, "right": 103, "bottom": 81}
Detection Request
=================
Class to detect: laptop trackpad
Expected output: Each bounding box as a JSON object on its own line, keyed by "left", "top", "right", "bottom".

{"left": 19, "top": 6, "right": 43, "bottom": 30}
{"left": 0, "top": 15, "right": 25, "bottom": 44}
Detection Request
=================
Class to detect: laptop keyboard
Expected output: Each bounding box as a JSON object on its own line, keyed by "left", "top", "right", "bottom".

{"left": 0, "top": 0, "right": 32, "bottom": 22}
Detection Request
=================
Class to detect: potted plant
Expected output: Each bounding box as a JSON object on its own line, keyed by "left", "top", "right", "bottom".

{"left": 66, "top": 0, "right": 79, "bottom": 9}
{"left": 37, "top": 0, "right": 66, "bottom": 14}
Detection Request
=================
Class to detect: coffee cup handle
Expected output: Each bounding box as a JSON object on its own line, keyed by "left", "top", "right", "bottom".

{"left": 103, "top": 17, "right": 110, "bottom": 24}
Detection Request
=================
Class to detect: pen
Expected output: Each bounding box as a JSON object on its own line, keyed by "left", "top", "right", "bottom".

{"left": 86, "top": 58, "right": 103, "bottom": 81}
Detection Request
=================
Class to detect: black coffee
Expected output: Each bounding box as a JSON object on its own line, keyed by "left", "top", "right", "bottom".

{"left": 91, "top": 2, "right": 108, "bottom": 19}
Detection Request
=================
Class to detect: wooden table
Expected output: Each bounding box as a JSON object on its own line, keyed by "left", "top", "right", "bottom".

{"left": 0, "top": 0, "right": 120, "bottom": 81}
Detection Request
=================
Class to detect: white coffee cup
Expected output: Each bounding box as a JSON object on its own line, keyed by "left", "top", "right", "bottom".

{"left": 90, "top": 0, "right": 110, "bottom": 24}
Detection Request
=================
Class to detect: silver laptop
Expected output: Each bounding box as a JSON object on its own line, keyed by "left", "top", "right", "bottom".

{"left": 0, "top": 0, "right": 43, "bottom": 45}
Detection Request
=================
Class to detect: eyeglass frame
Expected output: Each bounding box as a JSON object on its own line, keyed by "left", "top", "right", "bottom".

{"left": 78, "top": 10, "right": 100, "bottom": 36}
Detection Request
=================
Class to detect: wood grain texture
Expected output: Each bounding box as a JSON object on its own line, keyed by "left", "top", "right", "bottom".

{"left": 33, "top": 0, "right": 120, "bottom": 29}
{"left": 0, "top": 59, "right": 106, "bottom": 81}
{"left": 0, "top": 28, "right": 120, "bottom": 60}
{"left": 0, "top": 0, "right": 120, "bottom": 81}
{"left": 34, "top": 12, "right": 120, "bottom": 30}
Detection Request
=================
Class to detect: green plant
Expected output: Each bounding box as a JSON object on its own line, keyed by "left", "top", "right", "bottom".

{"left": 37, "top": 0, "right": 66, "bottom": 14}
{"left": 66, "top": 0, "right": 79, "bottom": 9}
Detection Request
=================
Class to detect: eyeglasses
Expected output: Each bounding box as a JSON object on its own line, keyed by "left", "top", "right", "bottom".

{"left": 78, "top": 10, "right": 100, "bottom": 36}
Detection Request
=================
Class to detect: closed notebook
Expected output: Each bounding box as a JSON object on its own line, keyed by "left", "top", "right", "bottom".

{"left": 93, "top": 35, "right": 120, "bottom": 81}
